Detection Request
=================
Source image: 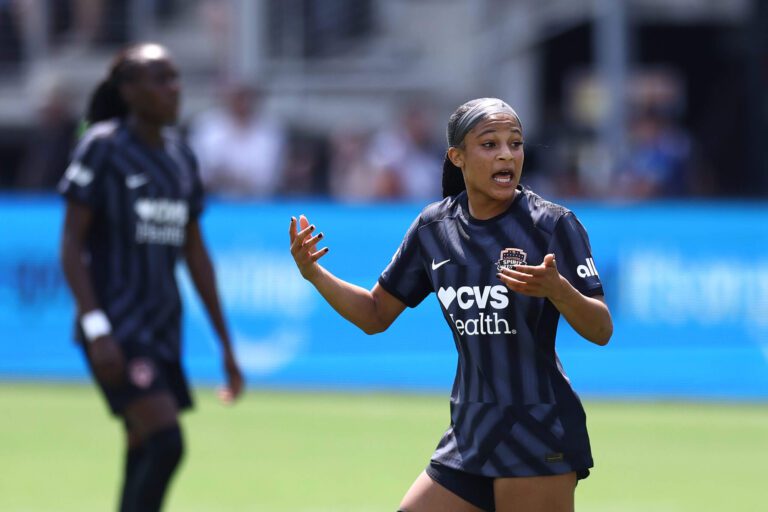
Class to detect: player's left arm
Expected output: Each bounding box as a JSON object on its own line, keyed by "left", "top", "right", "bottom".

{"left": 497, "top": 254, "right": 613, "bottom": 345}
{"left": 184, "top": 219, "right": 244, "bottom": 402}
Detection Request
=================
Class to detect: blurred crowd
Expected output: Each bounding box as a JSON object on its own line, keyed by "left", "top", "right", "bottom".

{"left": 183, "top": 82, "right": 440, "bottom": 201}
{"left": 0, "top": 0, "right": 722, "bottom": 202}
{"left": 0, "top": 0, "right": 178, "bottom": 62}
{"left": 2, "top": 75, "right": 709, "bottom": 202}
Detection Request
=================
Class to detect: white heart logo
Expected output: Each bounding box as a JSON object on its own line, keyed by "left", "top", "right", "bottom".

{"left": 437, "top": 287, "right": 457, "bottom": 309}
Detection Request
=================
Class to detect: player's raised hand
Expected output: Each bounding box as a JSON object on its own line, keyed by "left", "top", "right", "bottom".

{"left": 289, "top": 214, "right": 329, "bottom": 281}
{"left": 496, "top": 253, "right": 567, "bottom": 300}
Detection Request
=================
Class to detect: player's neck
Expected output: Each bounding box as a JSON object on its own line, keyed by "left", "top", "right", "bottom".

{"left": 127, "top": 116, "right": 165, "bottom": 148}
{"left": 466, "top": 190, "right": 518, "bottom": 220}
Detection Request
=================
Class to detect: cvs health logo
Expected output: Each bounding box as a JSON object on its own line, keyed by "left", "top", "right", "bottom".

{"left": 437, "top": 285, "right": 509, "bottom": 310}
{"left": 437, "top": 285, "right": 515, "bottom": 336}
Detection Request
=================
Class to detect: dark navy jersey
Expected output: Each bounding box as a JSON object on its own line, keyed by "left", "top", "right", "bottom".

{"left": 379, "top": 187, "right": 603, "bottom": 478}
{"left": 59, "top": 120, "right": 204, "bottom": 361}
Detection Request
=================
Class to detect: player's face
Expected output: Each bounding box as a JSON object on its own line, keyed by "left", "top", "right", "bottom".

{"left": 123, "top": 47, "right": 180, "bottom": 126}
{"left": 449, "top": 113, "right": 524, "bottom": 211}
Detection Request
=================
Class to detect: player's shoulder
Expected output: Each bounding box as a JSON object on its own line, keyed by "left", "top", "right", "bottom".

{"left": 68, "top": 120, "right": 125, "bottom": 168}
{"left": 78, "top": 119, "right": 122, "bottom": 147}
{"left": 162, "top": 126, "right": 185, "bottom": 147}
{"left": 163, "top": 128, "right": 196, "bottom": 159}
{"left": 519, "top": 187, "right": 573, "bottom": 234}
{"left": 416, "top": 193, "right": 462, "bottom": 227}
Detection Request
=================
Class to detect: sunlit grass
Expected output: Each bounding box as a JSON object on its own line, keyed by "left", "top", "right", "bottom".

{"left": 0, "top": 383, "right": 765, "bottom": 511}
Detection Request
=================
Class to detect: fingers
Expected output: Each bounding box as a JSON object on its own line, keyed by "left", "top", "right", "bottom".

{"left": 218, "top": 387, "right": 235, "bottom": 404}
{"left": 508, "top": 254, "right": 556, "bottom": 276}
{"left": 497, "top": 253, "right": 562, "bottom": 299}
{"left": 289, "top": 214, "right": 329, "bottom": 260}
{"left": 499, "top": 267, "right": 539, "bottom": 280}
{"left": 508, "top": 264, "right": 546, "bottom": 276}
{"left": 289, "top": 215, "right": 315, "bottom": 245}
{"left": 309, "top": 246, "right": 330, "bottom": 262}
{"left": 497, "top": 270, "right": 530, "bottom": 288}
{"left": 290, "top": 221, "right": 316, "bottom": 253}
{"left": 497, "top": 263, "right": 553, "bottom": 298}
{"left": 497, "top": 271, "right": 547, "bottom": 298}
{"left": 218, "top": 371, "right": 244, "bottom": 405}
{"left": 304, "top": 231, "right": 323, "bottom": 249}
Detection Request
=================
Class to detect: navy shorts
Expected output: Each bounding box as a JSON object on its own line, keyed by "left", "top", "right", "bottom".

{"left": 82, "top": 341, "right": 193, "bottom": 416}
{"left": 426, "top": 461, "right": 495, "bottom": 511}
{"left": 425, "top": 461, "right": 588, "bottom": 511}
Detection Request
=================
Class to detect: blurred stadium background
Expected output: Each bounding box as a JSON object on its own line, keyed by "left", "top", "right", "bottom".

{"left": 1, "top": 1, "right": 767, "bottom": 511}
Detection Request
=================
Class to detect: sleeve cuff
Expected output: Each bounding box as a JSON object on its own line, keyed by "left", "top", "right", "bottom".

{"left": 581, "top": 285, "right": 604, "bottom": 297}
{"left": 377, "top": 276, "right": 419, "bottom": 308}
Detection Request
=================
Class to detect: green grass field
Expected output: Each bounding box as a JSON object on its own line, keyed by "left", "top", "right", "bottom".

{"left": 1, "top": 383, "right": 766, "bottom": 511}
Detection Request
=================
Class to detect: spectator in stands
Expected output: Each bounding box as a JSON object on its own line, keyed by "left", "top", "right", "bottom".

{"left": 612, "top": 102, "right": 694, "bottom": 199}
{"left": 326, "top": 127, "right": 380, "bottom": 201}
{"left": 43, "top": 0, "right": 105, "bottom": 49}
{"left": 365, "top": 101, "right": 444, "bottom": 201}
{"left": 189, "top": 82, "right": 287, "bottom": 198}
{"left": 276, "top": 129, "right": 329, "bottom": 197}
{"left": 199, "top": 0, "right": 232, "bottom": 80}
{"left": 16, "top": 76, "right": 79, "bottom": 190}
{"left": 0, "top": 0, "right": 22, "bottom": 68}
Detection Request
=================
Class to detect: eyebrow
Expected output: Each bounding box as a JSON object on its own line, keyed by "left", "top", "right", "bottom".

{"left": 476, "top": 126, "right": 522, "bottom": 137}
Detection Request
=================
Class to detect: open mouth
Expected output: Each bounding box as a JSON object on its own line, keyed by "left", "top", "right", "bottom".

{"left": 492, "top": 171, "right": 514, "bottom": 184}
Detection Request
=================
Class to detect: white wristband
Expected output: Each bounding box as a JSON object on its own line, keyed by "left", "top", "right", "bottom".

{"left": 81, "top": 309, "right": 112, "bottom": 342}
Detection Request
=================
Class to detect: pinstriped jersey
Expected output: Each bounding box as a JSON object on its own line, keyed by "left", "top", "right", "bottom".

{"left": 378, "top": 187, "right": 603, "bottom": 478}
{"left": 59, "top": 120, "right": 204, "bottom": 360}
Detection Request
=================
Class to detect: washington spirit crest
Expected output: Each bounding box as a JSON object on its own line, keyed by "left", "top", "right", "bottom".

{"left": 129, "top": 358, "right": 156, "bottom": 389}
{"left": 496, "top": 248, "right": 527, "bottom": 271}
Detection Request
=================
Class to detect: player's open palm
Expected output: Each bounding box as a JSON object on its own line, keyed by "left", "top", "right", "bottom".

{"left": 289, "top": 214, "right": 328, "bottom": 281}
{"left": 497, "top": 253, "right": 567, "bottom": 300}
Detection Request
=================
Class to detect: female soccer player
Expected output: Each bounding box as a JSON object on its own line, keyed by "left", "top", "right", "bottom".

{"left": 59, "top": 43, "right": 244, "bottom": 512}
{"left": 289, "top": 97, "right": 612, "bottom": 512}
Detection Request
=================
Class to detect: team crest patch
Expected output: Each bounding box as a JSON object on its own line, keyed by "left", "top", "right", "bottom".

{"left": 496, "top": 248, "right": 527, "bottom": 271}
{"left": 128, "top": 358, "right": 156, "bottom": 389}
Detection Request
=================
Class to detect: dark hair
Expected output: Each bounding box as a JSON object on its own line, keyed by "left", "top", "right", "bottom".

{"left": 441, "top": 98, "right": 522, "bottom": 198}
{"left": 442, "top": 154, "right": 467, "bottom": 199}
{"left": 84, "top": 46, "right": 146, "bottom": 125}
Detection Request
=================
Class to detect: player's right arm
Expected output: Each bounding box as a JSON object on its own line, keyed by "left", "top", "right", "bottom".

{"left": 60, "top": 201, "right": 124, "bottom": 386}
{"left": 289, "top": 215, "right": 406, "bottom": 334}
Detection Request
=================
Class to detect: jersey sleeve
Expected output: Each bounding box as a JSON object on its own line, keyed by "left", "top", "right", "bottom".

{"left": 378, "top": 215, "right": 432, "bottom": 308}
{"left": 57, "top": 132, "right": 110, "bottom": 209}
{"left": 549, "top": 212, "right": 604, "bottom": 296}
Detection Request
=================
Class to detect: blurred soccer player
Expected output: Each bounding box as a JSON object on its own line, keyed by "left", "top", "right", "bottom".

{"left": 59, "top": 43, "right": 244, "bottom": 512}
{"left": 289, "top": 98, "right": 612, "bottom": 512}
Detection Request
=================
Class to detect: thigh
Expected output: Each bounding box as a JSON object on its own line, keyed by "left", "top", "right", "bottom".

{"left": 399, "top": 471, "right": 487, "bottom": 512}
{"left": 84, "top": 342, "right": 193, "bottom": 417}
{"left": 493, "top": 472, "right": 576, "bottom": 512}
{"left": 123, "top": 391, "right": 179, "bottom": 446}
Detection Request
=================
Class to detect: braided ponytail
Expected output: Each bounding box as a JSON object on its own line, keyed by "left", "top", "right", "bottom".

{"left": 83, "top": 47, "right": 142, "bottom": 126}
{"left": 441, "top": 155, "right": 465, "bottom": 198}
{"left": 85, "top": 77, "right": 128, "bottom": 124}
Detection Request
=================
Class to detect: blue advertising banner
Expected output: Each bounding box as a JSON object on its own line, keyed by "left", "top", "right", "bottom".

{"left": 1, "top": 196, "right": 767, "bottom": 399}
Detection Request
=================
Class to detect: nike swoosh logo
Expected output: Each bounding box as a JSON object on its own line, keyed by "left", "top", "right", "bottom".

{"left": 126, "top": 174, "right": 149, "bottom": 189}
{"left": 431, "top": 258, "right": 451, "bottom": 270}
